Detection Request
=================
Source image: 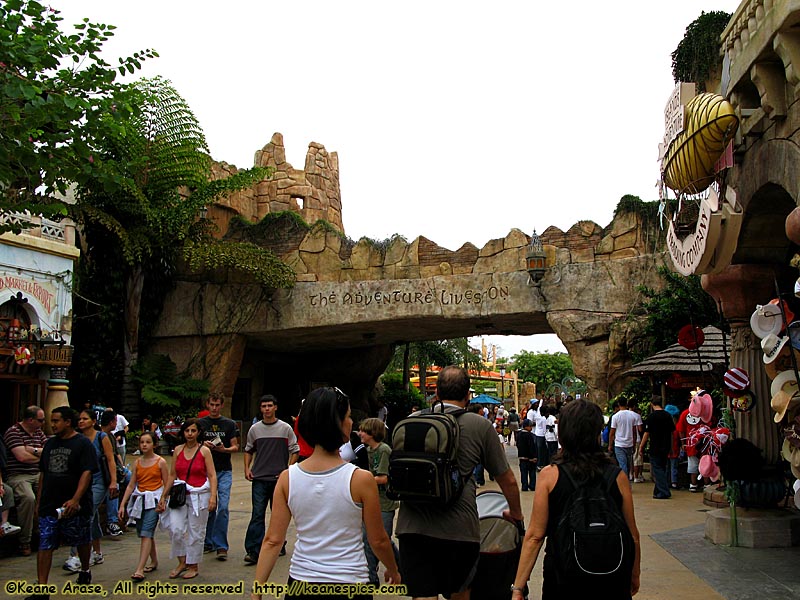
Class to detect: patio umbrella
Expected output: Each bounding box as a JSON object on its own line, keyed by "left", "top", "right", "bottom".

{"left": 470, "top": 394, "right": 502, "bottom": 405}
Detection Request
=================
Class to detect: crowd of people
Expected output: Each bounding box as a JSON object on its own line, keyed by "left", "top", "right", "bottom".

{"left": 0, "top": 372, "right": 694, "bottom": 600}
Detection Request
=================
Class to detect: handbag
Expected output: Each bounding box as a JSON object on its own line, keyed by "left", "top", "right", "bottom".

{"left": 169, "top": 447, "right": 200, "bottom": 508}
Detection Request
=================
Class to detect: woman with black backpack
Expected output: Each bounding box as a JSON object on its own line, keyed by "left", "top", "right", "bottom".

{"left": 511, "top": 399, "right": 641, "bottom": 599}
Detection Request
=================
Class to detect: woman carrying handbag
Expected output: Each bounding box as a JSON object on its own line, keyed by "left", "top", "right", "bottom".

{"left": 160, "top": 418, "right": 217, "bottom": 579}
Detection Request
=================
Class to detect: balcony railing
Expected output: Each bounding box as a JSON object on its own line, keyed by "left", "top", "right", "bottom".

{"left": 0, "top": 211, "right": 72, "bottom": 244}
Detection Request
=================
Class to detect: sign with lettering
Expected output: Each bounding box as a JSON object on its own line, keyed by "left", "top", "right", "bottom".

{"left": 0, "top": 275, "right": 56, "bottom": 314}
{"left": 34, "top": 344, "right": 73, "bottom": 367}
{"left": 666, "top": 186, "right": 742, "bottom": 275}
{"left": 308, "top": 284, "right": 511, "bottom": 308}
{"left": 659, "top": 82, "right": 696, "bottom": 163}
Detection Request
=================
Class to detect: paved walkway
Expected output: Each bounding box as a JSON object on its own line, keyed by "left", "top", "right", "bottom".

{"left": 0, "top": 446, "right": 793, "bottom": 599}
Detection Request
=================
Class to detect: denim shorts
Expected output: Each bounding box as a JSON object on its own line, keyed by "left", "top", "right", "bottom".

{"left": 39, "top": 514, "right": 91, "bottom": 550}
{"left": 136, "top": 507, "right": 159, "bottom": 538}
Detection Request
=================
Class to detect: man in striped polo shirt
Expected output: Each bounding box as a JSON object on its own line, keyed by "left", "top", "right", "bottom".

{"left": 242, "top": 395, "right": 299, "bottom": 565}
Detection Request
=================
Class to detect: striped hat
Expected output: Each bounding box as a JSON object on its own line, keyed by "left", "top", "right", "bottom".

{"left": 723, "top": 367, "right": 749, "bottom": 397}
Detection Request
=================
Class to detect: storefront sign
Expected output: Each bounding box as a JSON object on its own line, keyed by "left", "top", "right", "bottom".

{"left": 666, "top": 186, "right": 742, "bottom": 275}
{"left": 0, "top": 275, "right": 56, "bottom": 314}
{"left": 660, "top": 82, "right": 697, "bottom": 164}
{"left": 308, "top": 284, "right": 510, "bottom": 308}
{"left": 34, "top": 344, "right": 73, "bottom": 366}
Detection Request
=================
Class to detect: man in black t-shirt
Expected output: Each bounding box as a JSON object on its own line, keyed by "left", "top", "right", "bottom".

{"left": 27, "top": 406, "right": 98, "bottom": 599}
{"left": 638, "top": 396, "right": 676, "bottom": 500}
{"left": 198, "top": 391, "right": 240, "bottom": 561}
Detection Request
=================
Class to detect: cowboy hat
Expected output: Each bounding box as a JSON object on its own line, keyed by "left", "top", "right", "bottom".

{"left": 771, "top": 376, "right": 800, "bottom": 423}
{"left": 751, "top": 300, "right": 794, "bottom": 339}
{"left": 762, "top": 333, "right": 790, "bottom": 364}
{"left": 770, "top": 370, "right": 798, "bottom": 399}
{"left": 688, "top": 391, "right": 714, "bottom": 424}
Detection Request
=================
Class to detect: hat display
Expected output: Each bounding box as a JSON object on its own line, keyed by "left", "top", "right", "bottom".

{"left": 723, "top": 367, "right": 749, "bottom": 397}
{"left": 688, "top": 390, "right": 714, "bottom": 424}
{"left": 678, "top": 324, "right": 705, "bottom": 350}
{"left": 751, "top": 300, "right": 794, "bottom": 339}
{"left": 770, "top": 370, "right": 798, "bottom": 399}
{"left": 770, "top": 374, "right": 800, "bottom": 423}
{"left": 789, "top": 320, "right": 800, "bottom": 350}
{"left": 764, "top": 343, "right": 800, "bottom": 379}
{"left": 762, "top": 333, "right": 790, "bottom": 364}
{"left": 731, "top": 390, "right": 756, "bottom": 413}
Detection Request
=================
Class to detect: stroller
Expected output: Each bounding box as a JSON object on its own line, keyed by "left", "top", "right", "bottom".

{"left": 471, "top": 490, "right": 528, "bottom": 600}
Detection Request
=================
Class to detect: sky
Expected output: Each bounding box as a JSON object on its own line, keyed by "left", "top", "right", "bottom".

{"left": 57, "top": 0, "right": 742, "bottom": 358}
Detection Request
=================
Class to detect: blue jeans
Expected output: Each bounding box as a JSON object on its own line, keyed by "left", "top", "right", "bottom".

{"left": 519, "top": 460, "right": 536, "bottom": 491}
{"left": 473, "top": 464, "right": 485, "bottom": 485}
{"left": 669, "top": 457, "right": 679, "bottom": 486}
{"left": 363, "top": 510, "right": 399, "bottom": 585}
{"left": 205, "top": 469, "right": 232, "bottom": 551}
{"left": 106, "top": 468, "right": 130, "bottom": 524}
{"left": 244, "top": 478, "right": 278, "bottom": 557}
{"left": 614, "top": 445, "right": 634, "bottom": 480}
{"left": 650, "top": 454, "right": 671, "bottom": 498}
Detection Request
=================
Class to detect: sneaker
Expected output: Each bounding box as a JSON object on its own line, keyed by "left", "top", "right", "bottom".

{"left": 689, "top": 484, "right": 700, "bottom": 493}
{"left": 0, "top": 522, "right": 21, "bottom": 536}
{"left": 63, "top": 555, "right": 82, "bottom": 572}
{"left": 204, "top": 545, "right": 214, "bottom": 554}
{"left": 243, "top": 553, "right": 258, "bottom": 565}
{"left": 634, "top": 477, "right": 645, "bottom": 483}
{"left": 279, "top": 541, "right": 287, "bottom": 557}
{"left": 76, "top": 570, "right": 92, "bottom": 585}
{"left": 107, "top": 523, "right": 123, "bottom": 537}
{"left": 670, "top": 483, "right": 679, "bottom": 489}
{"left": 132, "top": 450, "right": 141, "bottom": 455}
{"left": 126, "top": 518, "right": 137, "bottom": 527}
{"left": 216, "top": 549, "right": 227, "bottom": 561}
{"left": 90, "top": 551, "right": 104, "bottom": 565}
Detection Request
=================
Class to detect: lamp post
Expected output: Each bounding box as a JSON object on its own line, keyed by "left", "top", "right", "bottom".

{"left": 499, "top": 365, "right": 506, "bottom": 400}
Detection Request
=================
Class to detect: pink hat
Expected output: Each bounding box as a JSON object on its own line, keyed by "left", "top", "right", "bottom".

{"left": 689, "top": 391, "right": 714, "bottom": 424}
{"left": 699, "top": 454, "right": 720, "bottom": 481}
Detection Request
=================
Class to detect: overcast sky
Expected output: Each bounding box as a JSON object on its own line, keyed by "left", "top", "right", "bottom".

{"left": 57, "top": 0, "right": 741, "bottom": 358}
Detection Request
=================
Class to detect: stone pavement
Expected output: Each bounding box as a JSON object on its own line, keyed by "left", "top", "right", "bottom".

{"left": 0, "top": 446, "right": 795, "bottom": 599}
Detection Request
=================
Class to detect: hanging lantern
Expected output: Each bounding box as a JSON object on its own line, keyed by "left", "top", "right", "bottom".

{"left": 526, "top": 230, "right": 547, "bottom": 285}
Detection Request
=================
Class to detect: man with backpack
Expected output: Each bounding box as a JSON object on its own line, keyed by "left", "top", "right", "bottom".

{"left": 394, "top": 365, "right": 524, "bottom": 599}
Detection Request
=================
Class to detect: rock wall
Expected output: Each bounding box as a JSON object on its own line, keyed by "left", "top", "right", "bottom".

{"left": 206, "top": 132, "right": 343, "bottom": 237}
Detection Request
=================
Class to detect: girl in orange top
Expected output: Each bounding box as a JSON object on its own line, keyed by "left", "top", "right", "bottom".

{"left": 119, "top": 431, "right": 170, "bottom": 581}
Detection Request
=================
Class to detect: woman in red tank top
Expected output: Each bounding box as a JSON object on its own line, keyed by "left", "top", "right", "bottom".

{"left": 160, "top": 418, "right": 217, "bottom": 580}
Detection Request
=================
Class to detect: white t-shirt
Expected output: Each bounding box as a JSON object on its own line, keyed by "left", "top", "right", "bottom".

{"left": 544, "top": 415, "right": 558, "bottom": 442}
{"left": 534, "top": 414, "right": 547, "bottom": 437}
{"left": 610, "top": 409, "right": 642, "bottom": 448}
{"left": 113, "top": 414, "right": 130, "bottom": 448}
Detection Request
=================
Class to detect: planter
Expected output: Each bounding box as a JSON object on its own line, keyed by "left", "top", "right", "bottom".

{"left": 735, "top": 479, "right": 787, "bottom": 508}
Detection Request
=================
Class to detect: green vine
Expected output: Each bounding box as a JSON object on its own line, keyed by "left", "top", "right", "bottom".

{"left": 182, "top": 239, "right": 295, "bottom": 288}
{"left": 671, "top": 11, "right": 732, "bottom": 92}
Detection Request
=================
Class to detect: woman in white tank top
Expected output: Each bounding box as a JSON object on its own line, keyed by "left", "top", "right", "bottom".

{"left": 251, "top": 387, "right": 401, "bottom": 600}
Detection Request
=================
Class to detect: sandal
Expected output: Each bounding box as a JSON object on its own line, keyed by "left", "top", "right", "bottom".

{"left": 144, "top": 564, "right": 158, "bottom": 573}
{"left": 131, "top": 573, "right": 145, "bottom": 582}
{"left": 181, "top": 568, "right": 199, "bottom": 579}
{"left": 169, "top": 566, "right": 187, "bottom": 579}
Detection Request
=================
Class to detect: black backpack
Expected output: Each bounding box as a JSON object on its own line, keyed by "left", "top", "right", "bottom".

{"left": 386, "top": 400, "right": 466, "bottom": 505}
{"left": 552, "top": 465, "right": 635, "bottom": 583}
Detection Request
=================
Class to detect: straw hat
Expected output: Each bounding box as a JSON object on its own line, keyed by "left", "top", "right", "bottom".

{"left": 770, "top": 374, "right": 800, "bottom": 423}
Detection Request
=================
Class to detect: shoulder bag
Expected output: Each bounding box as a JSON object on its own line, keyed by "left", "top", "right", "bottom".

{"left": 169, "top": 447, "right": 200, "bottom": 509}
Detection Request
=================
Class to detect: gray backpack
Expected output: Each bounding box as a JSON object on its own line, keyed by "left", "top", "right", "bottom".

{"left": 386, "top": 400, "right": 466, "bottom": 505}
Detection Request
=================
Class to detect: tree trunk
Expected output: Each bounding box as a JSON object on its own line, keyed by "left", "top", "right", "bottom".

{"left": 121, "top": 267, "right": 144, "bottom": 419}
{"left": 402, "top": 343, "right": 410, "bottom": 391}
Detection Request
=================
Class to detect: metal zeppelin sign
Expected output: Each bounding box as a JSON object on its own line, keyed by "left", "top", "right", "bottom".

{"left": 659, "top": 83, "right": 743, "bottom": 275}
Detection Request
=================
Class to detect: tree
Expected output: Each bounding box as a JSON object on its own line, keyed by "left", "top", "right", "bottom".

{"left": 0, "top": 0, "right": 156, "bottom": 226}
{"left": 634, "top": 265, "right": 719, "bottom": 360}
{"left": 510, "top": 350, "right": 573, "bottom": 394}
{"left": 72, "top": 77, "right": 294, "bottom": 416}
